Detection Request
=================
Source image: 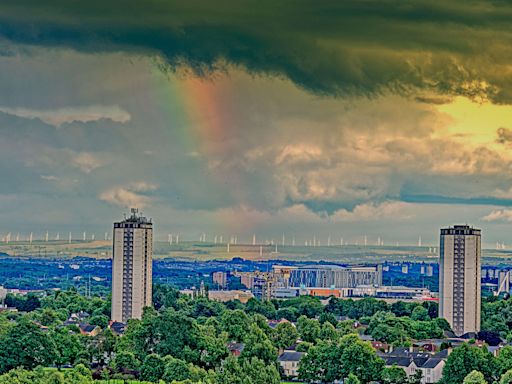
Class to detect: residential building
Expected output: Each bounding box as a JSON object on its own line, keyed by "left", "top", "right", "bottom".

{"left": 439, "top": 225, "right": 481, "bottom": 336}
{"left": 212, "top": 271, "right": 228, "bottom": 288}
{"left": 111, "top": 208, "right": 153, "bottom": 323}
{"left": 227, "top": 342, "right": 245, "bottom": 357}
{"left": 278, "top": 351, "right": 306, "bottom": 378}
{"left": 381, "top": 347, "right": 446, "bottom": 384}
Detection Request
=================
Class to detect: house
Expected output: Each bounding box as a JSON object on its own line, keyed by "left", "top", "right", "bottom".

{"left": 371, "top": 340, "right": 391, "bottom": 353}
{"left": 267, "top": 318, "right": 291, "bottom": 329}
{"left": 64, "top": 311, "right": 90, "bottom": 326}
{"left": 381, "top": 347, "right": 446, "bottom": 383}
{"left": 108, "top": 321, "right": 126, "bottom": 336}
{"left": 227, "top": 342, "right": 245, "bottom": 356}
{"left": 418, "top": 358, "right": 445, "bottom": 384}
{"left": 78, "top": 323, "right": 101, "bottom": 337}
{"left": 278, "top": 351, "right": 306, "bottom": 378}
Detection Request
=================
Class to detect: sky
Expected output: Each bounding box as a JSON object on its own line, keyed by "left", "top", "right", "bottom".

{"left": 1, "top": 0, "right": 512, "bottom": 246}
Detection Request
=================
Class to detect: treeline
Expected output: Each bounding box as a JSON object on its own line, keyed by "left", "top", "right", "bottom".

{"left": 0, "top": 286, "right": 512, "bottom": 383}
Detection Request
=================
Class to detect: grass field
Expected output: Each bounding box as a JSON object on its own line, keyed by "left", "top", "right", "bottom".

{"left": 1, "top": 240, "right": 511, "bottom": 265}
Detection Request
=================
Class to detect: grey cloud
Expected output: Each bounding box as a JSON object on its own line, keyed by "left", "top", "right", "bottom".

{"left": 0, "top": 105, "right": 131, "bottom": 126}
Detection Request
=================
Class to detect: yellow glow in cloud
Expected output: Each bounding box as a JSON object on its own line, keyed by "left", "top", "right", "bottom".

{"left": 437, "top": 96, "right": 512, "bottom": 147}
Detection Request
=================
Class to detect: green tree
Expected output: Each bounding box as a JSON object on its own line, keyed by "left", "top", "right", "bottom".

{"left": 297, "top": 316, "right": 321, "bottom": 343}
{"left": 345, "top": 373, "right": 362, "bottom": 384}
{"left": 338, "top": 334, "right": 384, "bottom": 383}
{"left": 299, "top": 334, "right": 383, "bottom": 383}
{"left": 320, "top": 321, "right": 339, "bottom": 341}
{"left": 381, "top": 366, "right": 407, "bottom": 384}
{"left": 442, "top": 344, "right": 496, "bottom": 384}
{"left": 194, "top": 323, "right": 229, "bottom": 368}
{"left": 140, "top": 353, "right": 165, "bottom": 382}
{"left": 219, "top": 310, "right": 250, "bottom": 342}
{"left": 463, "top": 370, "right": 488, "bottom": 384}
{"left": 63, "top": 364, "right": 93, "bottom": 384}
{"left": 163, "top": 356, "right": 191, "bottom": 382}
{"left": 112, "top": 350, "right": 140, "bottom": 371}
{"left": 240, "top": 324, "right": 277, "bottom": 365}
{"left": 411, "top": 306, "right": 430, "bottom": 321}
{"left": 214, "top": 356, "right": 280, "bottom": 384}
{"left": 500, "top": 369, "right": 512, "bottom": 384}
{"left": 496, "top": 346, "right": 512, "bottom": 375}
{"left": 245, "top": 299, "right": 277, "bottom": 319}
{"left": 50, "top": 327, "right": 83, "bottom": 367}
{"left": 0, "top": 317, "right": 57, "bottom": 373}
{"left": 273, "top": 322, "right": 298, "bottom": 350}
{"left": 88, "top": 314, "right": 109, "bottom": 329}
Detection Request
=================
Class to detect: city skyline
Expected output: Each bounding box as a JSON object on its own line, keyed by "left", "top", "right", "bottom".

{"left": 1, "top": 2, "right": 512, "bottom": 244}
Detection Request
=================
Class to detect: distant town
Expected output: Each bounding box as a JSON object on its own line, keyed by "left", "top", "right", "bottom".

{"left": 0, "top": 214, "right": 511, "bottom": 383}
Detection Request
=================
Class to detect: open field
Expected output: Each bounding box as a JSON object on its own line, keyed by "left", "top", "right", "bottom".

{"left": 1, "top": 240, "right": 512, "bottom": 265}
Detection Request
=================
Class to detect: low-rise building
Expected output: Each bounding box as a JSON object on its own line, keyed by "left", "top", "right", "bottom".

{"left": 227, "top": 342, "right": 245, "bottom": 357}
{"left": 380, "top": 347, "right": 446, "bottom": 384}
{"left": 278, "top": 351, "right": 305, "bottom": 378}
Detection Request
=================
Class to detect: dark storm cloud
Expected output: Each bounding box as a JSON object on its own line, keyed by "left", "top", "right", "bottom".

{"left": 2, "top": 1, "right": 512, "bottom": 102}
